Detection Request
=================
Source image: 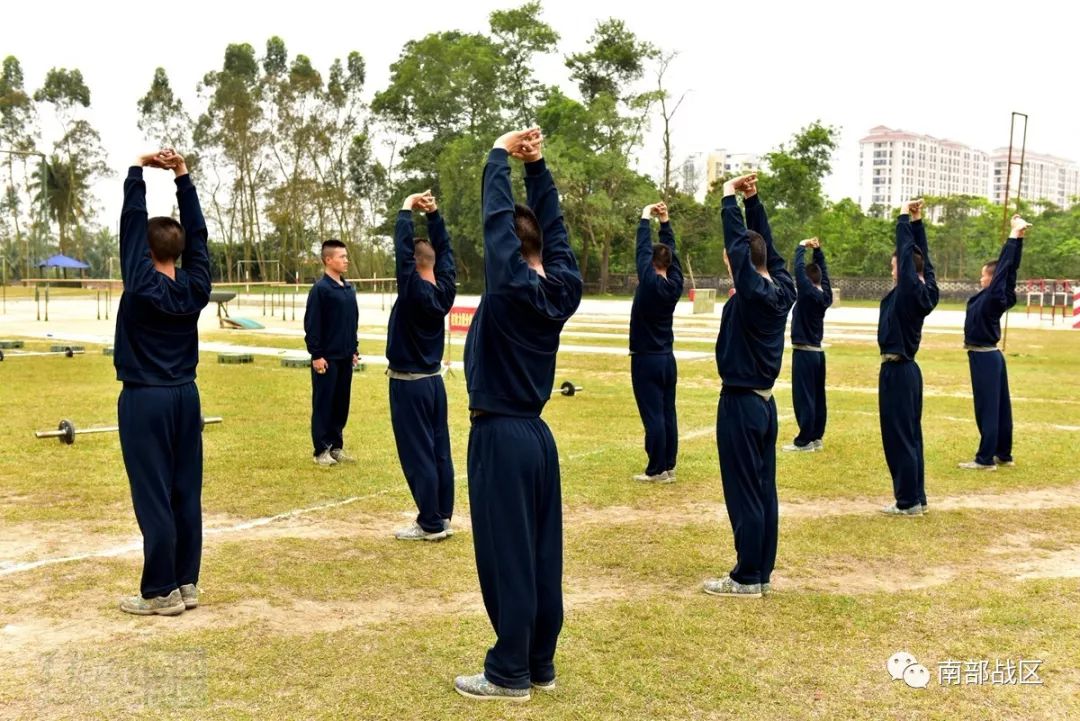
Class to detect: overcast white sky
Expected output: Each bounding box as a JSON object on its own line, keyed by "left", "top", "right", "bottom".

{"left": 3, "top": 0, "right": 1077, "bottom": 222}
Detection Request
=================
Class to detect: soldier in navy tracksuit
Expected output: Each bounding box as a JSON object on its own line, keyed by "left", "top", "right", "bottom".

{"left": 704, "top": 173, "right": 795, "bottom": 598}
{"left": 959, "top": 214, "right": 1030, "bottom": 471}
{"left": 784, "top": 238, "right": 833, "bottom": 452}
{"left": 304, "top": 240, "right": 360, "bottom": 466}
{"left": 115, "top": 150, "right": 211, "bottom": 616}
{"left": 629, "top": 201, "right": 684, "bottom": 482}
{"left": 455, "top": 129, "right": 582, "bottom": 702}
{"left": 878, "top": 200, "right": 939, "bottom": 515}
{"left": 387, "top": 190, "right": 457, "bottom": 540}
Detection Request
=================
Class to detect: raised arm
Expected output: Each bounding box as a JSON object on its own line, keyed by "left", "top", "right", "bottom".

{"left": 422, "top": 208, "right": 458, "bottom": 315}
{"left": 636, "top": 205, "right": 657, "bottom": 282}
{"left": 395, "top": 192, "right": 425, "bottom": 285}
{"left": 720, "top": 194, "right": 762, "bottom": 299}
{"left": 991, "top": 215, "right": 1030, "bottom": 310}
{"left": 659, "top": 213, "right": 684, "bottom": 298}
{"left": 481, "top": 146, "right": 532, "bottom": 294}
{"left": 524, "top": 157, "right": 577, "bottom": 275}
{"left": 815, "top": 245, "right": 833, "bottom": 308}
{"left": 907, "top": 199, "right": 939, "bottom": 308}
{"left": 119, "top": 163, "right": 158, "bottom": 295}
{"left": 171, "top": 155, "right": 211, "bottom": 309}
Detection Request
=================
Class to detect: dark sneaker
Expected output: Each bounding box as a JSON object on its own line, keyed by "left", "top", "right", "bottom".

{"left": 179, "top": 583, "right": 199, "bottom": 609}
{"left": 879, "top": 503, "right": 924, "bottom": 516}
{"left": 702, "top": 577, "right": 762, "bottom": 598}
{"left": 454, "top": 673, "right": 530, "bottom": 701}
{"left": 120, "top": 589, "right": 185, "bottom": 616}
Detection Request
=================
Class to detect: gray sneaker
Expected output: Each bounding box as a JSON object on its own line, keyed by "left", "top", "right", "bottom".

{"left": 531, "top": 678, "right": 556, "bottom": 692}
{"left": 454, "top": 673, "right": 530, "bottom": 701}
{"left": 958, "top": 461, "right": 997, "bottom": 471}
{"left": 442, "top": 519, "right": 456, "bottom": 537}
{"left": 394, "top": 523, "right": 448, "bottom": 542}
{"left": 761, "top": 582, "right": 772, "bottom": 596}
{"left": 782, "top": 442, "right": 816, "bottom": 452}
{"left": 994, "top": 456, "right": 1015, "bottom": 467}
{"left": 179, "top": 583, "right": 199, "bottom": 609}
{"left": 329, "top": 448, "right": 356, "bottom": 463}
{"left": 313, "top": 450, "right": 337, "bottom": 466}
{"left": 634, "top": 472, "right": 672, "bottom": 484}
{"left": 702, "top": 577, "right": 762, "bottom": 598}
{"left": 920, "top": 504, "right": 929, "bottom": 515}
{"left": 120, "top": 588, "right": 185, "bottom": 616}
{"left": 879, "top": 503, "right": 924, "bottom": 516}
{"left": 663, "top": 469, "right": 676, "bottom": 482}
{"left": 812, "top": 439, "right": 824, "bottom": 451}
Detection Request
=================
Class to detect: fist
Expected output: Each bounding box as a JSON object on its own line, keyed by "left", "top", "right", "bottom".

{"left": 1010, "top": 214, "right": 1032, "bottom": 236}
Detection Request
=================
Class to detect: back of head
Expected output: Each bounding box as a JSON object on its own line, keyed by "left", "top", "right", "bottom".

{"left": 514, "top": 203, "right": 542, "bottom": 261}
{"left": 321, "top": 239, "right": 346, "bottom": 263}
{"left": 892, "top": 248, "right": 925, "bottom": 275}
{"left": 805, "top": 262, "right": 822, "bottom": 286}
{"left": 147, "top": 216, "right": 185, "bottom": 263}
{"left": 652, "top": 244, "right": 672, "bottom": 272}
{"left": 747, "top": 230, "right": 767, "bottom": 271}
{"left": 983, "top": 259, "right": 998, "bottom": 275}
{"left": 414, "top": 238, "right": 435, "bottom": 269}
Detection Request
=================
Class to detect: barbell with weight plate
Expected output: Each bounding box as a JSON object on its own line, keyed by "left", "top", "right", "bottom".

{"left": 0, "top": 347, "right": 83, "bottom": 361}
{"left": 34, "top": 416, "right": 224, "bottom": 445}
{"left": 552, "top": 381, "right": 583, "bottom": 398}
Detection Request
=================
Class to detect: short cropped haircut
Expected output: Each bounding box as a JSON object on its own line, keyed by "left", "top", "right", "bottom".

{"left": 747, "top": 230, "right": 766, "bottom": 270}
{"left": 982, "top": 259, "right": 998, "bottom": 274}
{"left": 321, "top": 239, "right": 347, "bottom": 263}
{"left": 514, "top": 204, "right": 542, "bottom": 260}
{"left": 414, "top": 238, "right": 435, "bottom": 267}
{"left": 805, "top": 262, "right": 822, "bottom": 285}
{"left": 147, "top": 216, "right": 185, "bottom": 262}
{"left": 652, "top": 244, "right": 672, "bottom": 271}
{"left": 892, "top": 248, "right": 925, "bottom": 274}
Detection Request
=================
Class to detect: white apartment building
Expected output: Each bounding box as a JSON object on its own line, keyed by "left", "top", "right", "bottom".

{"left": 705, "top": 149, "right": 764, "bottom": 192}
{"left": 990, "top": 149, "right": 1080, "bottom": 209}
{"left": 858, "top": 126, "right": 990, "bottom": 212}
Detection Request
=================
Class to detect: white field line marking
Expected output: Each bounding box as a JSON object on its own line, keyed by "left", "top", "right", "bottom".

{"left": 0, "top": 490, "right": 392, "bottom": 578}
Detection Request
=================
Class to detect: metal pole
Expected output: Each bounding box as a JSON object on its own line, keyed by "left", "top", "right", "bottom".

{"left": 1000, "top": 112, "right": 1028, "bottom": 352}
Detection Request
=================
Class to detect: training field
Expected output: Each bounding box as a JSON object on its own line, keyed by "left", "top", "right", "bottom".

{"left": 1, "top": 293, "right": 1079, "bottom": 720}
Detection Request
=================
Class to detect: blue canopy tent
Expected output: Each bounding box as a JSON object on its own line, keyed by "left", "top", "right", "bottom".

{"left": 34, "top": 254, "right": 91, "bottom": 321}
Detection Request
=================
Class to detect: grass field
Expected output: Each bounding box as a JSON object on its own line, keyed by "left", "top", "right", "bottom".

{"left": 1, "top": 313, "right": 1078, "bottom": 720}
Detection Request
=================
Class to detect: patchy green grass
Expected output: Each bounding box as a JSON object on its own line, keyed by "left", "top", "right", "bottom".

{"left": 1, "top": 322, "right": 1078, "bottom": 719}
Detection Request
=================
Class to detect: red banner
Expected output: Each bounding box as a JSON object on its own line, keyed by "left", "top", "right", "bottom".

{"left": 449, "top": 306, "right": 477, "bottom": 333}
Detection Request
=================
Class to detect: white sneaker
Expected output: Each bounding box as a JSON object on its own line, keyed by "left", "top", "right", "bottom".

{"left": 958, "top": 461, "right": 997, "bottom": 471}
{"left": 313, "top": 450, "right": 337, "bottom": 466}
{"left": 442, "top": 519, "right": 456, "bottom": 537}
{"left": 663, "top": 469, "right": 676, "bottom": 483}
{"left": 394, "top": 523, "right": 448, "bottom": 541}
{"left": 782, "top": 443, "right": 816, "bottom": 452}
{"left": 812, "top": 439, "right": 824, "bottom": 451}
{"left": 634, "top": 472, "right": 672, "bottom": 484}
{"left": 994, "top": 456, "right": 1015, "bottom": 467}
{"left": 329, "top": 448, "right": 356, "bottom": 463}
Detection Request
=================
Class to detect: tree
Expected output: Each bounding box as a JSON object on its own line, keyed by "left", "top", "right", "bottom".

{"left": 0, "top": 56, "right": 39, "bottom": 278}
{"left": 137, "top": 67, "right": 195, "bottom": 161}
{"left": 33, "top": 67, "right": 107, "bottom": 257}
